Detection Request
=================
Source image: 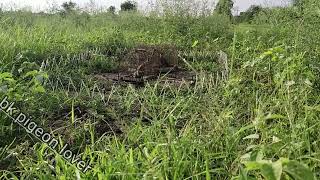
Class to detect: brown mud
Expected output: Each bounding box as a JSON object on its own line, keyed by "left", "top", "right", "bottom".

{"left": 94, "top": 44, "right": 196, "bottom": 86}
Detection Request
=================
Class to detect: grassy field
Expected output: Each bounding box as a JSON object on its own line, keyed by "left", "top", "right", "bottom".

{"left": 0, "top": 2, "right": 320, "bottom": 180}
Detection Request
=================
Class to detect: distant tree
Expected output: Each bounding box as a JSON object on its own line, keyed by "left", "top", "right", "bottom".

{"left": 61, "top": 1, "right": 77, "bottom": 13}
{"left": 120, "top": 1, "right": 137, "bottom": 12}
{"left": 293, "top": 0, "right": 305, "bottom": 13}
{"left": 248, "top": 5, "right": 262, "bottom": 14}
{"left": 108, "top": 6, "right": 116, "bottom": 14}
{"left": 38, "top": 11, "right": 47, "bottom": 16}
{"left": 215, "top": 0, "right": 234, "bottom": 19}
{"left": 239, "top": 5, "right": 262, "bottom": 22}
{"left": 60, "top": 1, "right": 77, "bottom": 17}
{"left": 293, "top": 0, "right": 304, "bottom": 6}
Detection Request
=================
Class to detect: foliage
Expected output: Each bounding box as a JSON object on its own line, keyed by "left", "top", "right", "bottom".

{"left": 241, "top": 158, "right": 314, "bottom": 180}
{"left": 62, "top": 1, "right": 77, "bottom": 12}
{"left": 60, "top": 1, "right": 77, "bottom": 17}
{"left": 120, "top": 1, "right": 137, "bottom": 12}
{"left": 214, "top": 0, "right": 234, "bottom": 19}
{"left": 107, "top": 6, "right": 116, "bottom": 14}
{"left": 0, "top": 1, "right": 320, "bottom": 179}
{"left": 293, "top": 0, "right": 304, "bottom": 6}
{"left": 236, "top": 5, "right": 263, "bottom": 23}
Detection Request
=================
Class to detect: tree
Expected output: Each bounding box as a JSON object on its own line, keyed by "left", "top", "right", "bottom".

{"left": 108, "top": 6, "right": 116, "bottom": 14}
{"left": 239, "top": 5, "right": 262, "bottom": 22}
{"left": 120, "top": 1, "right": 137, "bottom": 12}
{"left": 61, "top": 1, "right": 77, "bottom": 13}
{"left": 215, "top": 0, "right": 234, "bottom": 19}
{"left": 293, "top": 0, "right": 304, "bottom": 6}
{"left": 60, "top": 1, "right": 77, "bottom": 17}
{"left": 293, "top": 0, "right": 305, "bottom": 13}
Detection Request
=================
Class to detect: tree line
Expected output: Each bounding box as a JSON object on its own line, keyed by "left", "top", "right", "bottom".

{"left": 59, "top": 0, "right": 302, "bottom": 23}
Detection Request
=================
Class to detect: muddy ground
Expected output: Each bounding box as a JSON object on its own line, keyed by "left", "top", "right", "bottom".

{"left": 94, "top": 44, "right": 196, "bottom": 87}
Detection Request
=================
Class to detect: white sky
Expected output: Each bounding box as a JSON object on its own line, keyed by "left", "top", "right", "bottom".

{"left": 0, "top": 0, "right": 292, "bottom": 13}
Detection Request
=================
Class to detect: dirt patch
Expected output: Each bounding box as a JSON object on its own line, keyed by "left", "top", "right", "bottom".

{"left": 94, "top": 120, "right": 122, "bottom": 137}
{"left": 46, "top": 104, "right": 122, "bottom": 145}
{"left": 94, "top": 69, "right": 196, "bottom": 87}
{"left": 121, "top": 44, "right": 179, "bottom": 78}
{"left": 93, "top": 44, "right": 196, "bottom": 86}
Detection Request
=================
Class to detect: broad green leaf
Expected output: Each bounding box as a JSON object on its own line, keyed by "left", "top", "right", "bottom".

{"left": 3, "top": 77, "right": 15, "bottom": 82}
{"left": 239, "top": 166, "right": 248, "bottom": 180}
{"left": 263, "top": 50, "right": 273, "bottom": 56}
{"left": 0, "top": 72, "right": 13, "bottom": 79}
{"left": 260, "top": 160, "right": 282, "bottom": 180}
{"left": 33, "top": 85, "right": 46, "bottom": 93}
{"left": 244, "top": 161, "right": 263, "bottom": 170}
{"left": 246, "top": 160, "right": 282, "bottom": 180}
{"left": 250, "top": 150, "right": 264, "bottom": 161}
{"left": 283, "top": 160, "right": 315, "bottom": 180}
{"left": 23, "top": 70, "right": 38, "bottom": 79}
{"left": 192, "top": 40, "right": 199, "bottom": 48}
{"left": 261, "top": 163, "right": 277, "bottom": 180}
{"left": 272, "top": 160, "right": 282, "bottom": 180}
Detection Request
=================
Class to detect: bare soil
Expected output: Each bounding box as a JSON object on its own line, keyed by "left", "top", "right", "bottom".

{"left": 94, "top": 44, "right": 196, "bottom": 86}
{"left": 121, "top": 44, "right": 179, "bottom": 77}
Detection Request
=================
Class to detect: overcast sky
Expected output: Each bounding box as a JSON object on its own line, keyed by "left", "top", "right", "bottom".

{"left": 0, "top": 0, "right": 292, "bottom": 13}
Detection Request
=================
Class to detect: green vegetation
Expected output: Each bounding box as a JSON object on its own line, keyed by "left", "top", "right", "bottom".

{"left": 120, "top": 1, "right": 138, "bottom": 12}
{"left": 215, "top": 0, "right": 234, "bottom": 19}
{"left": 107, "top": 6, "right": 116, "bottom": 15}
{"left": 235, "top": 5, "right": 262, "bottom": 23}
{"left": 0, "top": 0, "right": 320, "bottom": 179}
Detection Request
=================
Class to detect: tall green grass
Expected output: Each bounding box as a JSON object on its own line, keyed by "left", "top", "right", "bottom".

{"left": 0, "top": 3, "right": 320, "bottom": 179}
